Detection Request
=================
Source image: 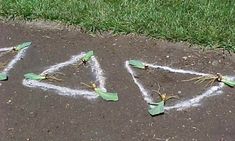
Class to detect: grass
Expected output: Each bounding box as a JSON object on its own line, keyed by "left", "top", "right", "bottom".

{"left": 0, "top": 0, "right": 234, "bottom": 52}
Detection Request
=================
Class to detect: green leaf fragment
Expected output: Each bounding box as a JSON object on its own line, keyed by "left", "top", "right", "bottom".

{"left": 129, "top": 60, "right": 145, "bottom": 69}
{"left": 148, "top": 101, "right": 165, "bottom": 116}
{"left": 82, "top": 51, "right": 94, "bottom": 62}
{"left": 95, "top": 88, "right": 118, "bottom": 101}
{"left": 15, "top": 42, "right": 32, "bottom": 51}
{"left": 0, "top": 73, "right": 8, "bottom": 81}
{"left": 221, "top": 78, "right": 235, "bottom": 87}
{"left": 24, "top": 73, "right": 46, "bottom": 80}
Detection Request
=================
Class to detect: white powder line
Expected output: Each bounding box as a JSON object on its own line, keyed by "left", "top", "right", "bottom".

{"left": 23, "top": 52, "right": 107, "bottom": 99}
{"left": 165, "top": 76, "right": 234, "bottom": 110}
{"left": 89, "top": 56, "right": 106, "bottom": 91}
{"left": 0, "top": 47, "right": 13, "bottom": 52}
{"left": 23, "top": 79, "right": 98, "bottom": 99}
{"left": 0, "top": 51, "right": 10, "bottom": 58}
{"left": 125, "top": 61, "right": 153, "bottom": 103}
{"left": 41, "top": 52, "right": 85, "bottom": 75}
{"left": 146, "top": 63, "right": 208, "bottom": 76}
{"left": 126, "top": 60, "right": 234, "bottom": 111}
{"left": 165, "top": 83, "right": 224, "bottom": 111}
{"left": 3, "top": 48, "right": 28, "bottom": 74}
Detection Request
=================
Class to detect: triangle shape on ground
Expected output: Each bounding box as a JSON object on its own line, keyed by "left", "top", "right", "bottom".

{"left": 0, "top": 42, "right": 32, "bottom": 81}
{"left": 125, "top": 60, "right": 234, "bottom": 114}
{"left": 23, "top": 51, "right": 118, "bottom": 101}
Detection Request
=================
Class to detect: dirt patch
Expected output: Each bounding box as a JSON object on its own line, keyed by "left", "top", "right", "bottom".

{"left": 42, "top": 63, "right": 95, "bottom": 90}
{"left": 0, "top": 21, "right": 234, "bottom": 141}
{"left": 0, "top": 51, "right": 17, "bottom": 71}
{"left": 0, "top": 19, "right": 82, "bottom": 31}
{"left": 133, "top": 67, "right": 208, "bottom": 104}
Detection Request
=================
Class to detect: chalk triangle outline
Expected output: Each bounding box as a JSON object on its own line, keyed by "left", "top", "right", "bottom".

{"left": 23, "top": 52, "right": 106, "bottom": 100}
{"left": 0, "top": 43, "right": 31, "bottom": 77}
{"left": 125, "top": 60, "right": 230, "bottom": 111}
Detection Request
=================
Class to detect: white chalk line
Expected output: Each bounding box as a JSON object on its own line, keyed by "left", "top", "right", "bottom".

{"left": 146, "top": 63, "right": 208, "bottom": 76}
{"left": 0, "top": 47, "right": 13, "bottom": 58}
{"left": 89, "top": 56, "right": 106, "bottom": 91}
{"left": 164, "top": 83, "right": 224, "bottom": 110}
{"left": 0, "top": 46, "right": 29, "bottom": 74}
{"left": 23, "top": 79, "right": 98, "bottom": 99}
{"left": 0, "top": 47, "right": 13, "bottom": 52}
{"left": 41, "top": 52, "right": 85, "bottom": 75}
{"left": 23, "top": 52, "right": 106, "bottom": 99}
{"left": 3, "top": 48, "right": 27, "bottom": 74}
{"left": 125, "top": 61, "right": 153, "bottom": 103}
{"left": 165, "top": 76, "right": 235, "bottom": 110}
{"left": 126, "top": 60, "right": 234, "bottom": 111}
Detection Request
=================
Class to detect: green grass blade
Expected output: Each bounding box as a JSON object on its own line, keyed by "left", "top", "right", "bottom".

{"left": 82, "top": 51, "right": 94, "bottom": 62}
{"left": 148, "top": 101, "right": 164, "bottom": 116}
{"left": 95, "top": 88, "right": 118, "bottom": 101}
{"left": 221, "top": 79, "right": 235, "bottom": 87}
{"left": 24, "top": 73, "right": 46, "bottom": 80}
{"left": 0, "top": 73, "right": 8, "bottom": 81}
{"left": 15, "top": 42, "right": 32, "bottom": 51}
{"left": 129, "top": 60, "right": 145, "bottom": 69}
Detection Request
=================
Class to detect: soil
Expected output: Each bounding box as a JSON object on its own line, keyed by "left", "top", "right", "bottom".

{"left": 0, "top": 21, "right": 235, "bottom": 141}
{"left": 0, "top": 51, "right": 17, "bottom": 71}
{"left": 134, "top": 68, "right": 207, "bottom": 105}
{"left": 43, "top": 63, "right": 95, "bottom": 90}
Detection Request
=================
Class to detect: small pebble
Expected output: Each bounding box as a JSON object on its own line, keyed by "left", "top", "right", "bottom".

{"left": 212, "top": 60, "right": 219, "bottom": 66}
{"left": 6, "top": 100, "right": 12, "bottom": 104}
{"left": 182, "top": 56, "right": 187, "bottom": 60}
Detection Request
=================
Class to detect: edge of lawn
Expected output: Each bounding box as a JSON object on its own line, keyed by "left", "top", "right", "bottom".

{"left": 0, "top": 17, "right": 233, "bottom": 53}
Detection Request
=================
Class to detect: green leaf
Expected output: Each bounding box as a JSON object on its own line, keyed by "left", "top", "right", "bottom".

{"left": 129, "top": 60, "right": 145, "bottom": 69}
{"left": 95, "top": 88, "right": 118, "bottom": 101}
{"left": 15, "top": 42, "right": 32, "bottom": 51}
{"left": 24, "top": 73, "right": 46, "bottom": 80}
{"left": 221, "top": 78, "right": 235, "bottom": 87}
{"left": 148, "top": 101, "right": 165, "bottom": 116}
{"left": 0, "top": 73, "right": 8, "bottom": 81}
{"left": 82, "top": 51, "right": 94, "bottom": 62}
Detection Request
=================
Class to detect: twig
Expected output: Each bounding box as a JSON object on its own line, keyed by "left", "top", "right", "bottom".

{"left": 152, "top": 83, "right": 179, "bottom": 103}
{"left": 77, "top": 61, "right": 84, "bottom": 68}
{"left": 46, "top": 76, "right": 63, "bottom": 82}
{"left": 44, "top": 74, "right": 62, "bottom": 82}
{"left": 0, "top": 50, "right": 14, "bottom": 58}
{"left": 81, "top": 82, "right": 97, "bottom": 90}
{"left": 0, "top": 62, "right": 6, "bottom": 69}
{"left": 183, "top": 73, "right": 222, "bottom": 87}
